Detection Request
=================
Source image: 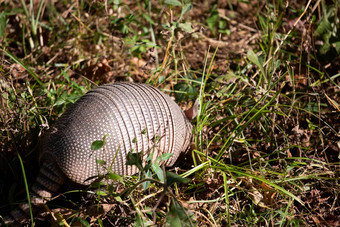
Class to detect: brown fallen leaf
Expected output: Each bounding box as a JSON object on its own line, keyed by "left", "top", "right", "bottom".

{"left": 325, "top": 93, "right": 340, "bottom": 113}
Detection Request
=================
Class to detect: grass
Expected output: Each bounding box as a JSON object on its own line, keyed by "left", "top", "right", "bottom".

{"left": 0, "top": 0, "right": 339, "bottom": 226}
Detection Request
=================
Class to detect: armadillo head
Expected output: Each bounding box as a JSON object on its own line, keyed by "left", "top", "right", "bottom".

{"left": 181, "top": 114, "right": 194, "bottom": 153}
{"left": 165, "top": 99, "right": 197, "bottom": 166}
{"left": 181, "top": 99, "right": 198, "bottom": 152}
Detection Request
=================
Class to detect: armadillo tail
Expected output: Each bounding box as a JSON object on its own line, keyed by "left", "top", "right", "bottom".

{"left": 3, "top": 161, "right": 65, "bottom": 225}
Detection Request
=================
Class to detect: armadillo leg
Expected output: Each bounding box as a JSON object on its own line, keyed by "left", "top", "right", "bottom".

{"left": 4, "top": 160, "right": 65, "bottom": 225}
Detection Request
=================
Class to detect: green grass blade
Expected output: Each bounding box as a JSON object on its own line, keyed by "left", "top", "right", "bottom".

{"left": 17, "top": 153, "right": 34, "bottom": 227}
{"left": 4, "top": 50, "right": 43, "bottom": 85}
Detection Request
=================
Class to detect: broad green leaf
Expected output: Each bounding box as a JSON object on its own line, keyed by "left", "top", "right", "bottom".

{"left": 247, "top": 50, "right": 265, "bottom": 79}
{"left": 143, "top": 170, "right": 152, "bottom": 190}
{"left": 160, "top": 153, "right": 173, "bottom": 161}
{"left": 79, "top": 218, "right": 91, "bottom": 227}
{"left": 166, "top": 198, "right": 192, "bottom": 226}
{"left": 165, "top": 0, "right": 181, "bottom": 6}
{"left": 107, "top": 172, "right": 123, "bottom": 181}
{"left": 166, "top": 201, "right": 181, "bottom": 226}
{"left": 152, "top": 162, "right": 164, "bottom": 182}
{"left": 206, "top": 6, "right": 219, "bottom": 34}
{"left": 314, "top": 8, "right": 333, "bottom": 36}
{"left": 54, "top": 98, "right": 65, "bottom": 106}
{"left": 178, "top": 22, "right": 193, "bottom": 32}
{"left": 91, "top": 140, "right": 104, "bottom": 150}
{"left": 334, "top": 41, "right": 340, "bottom": 53}
{"left": 133, "top": 213, "right": 144, "bottom": 227}
{"left": 72, "top": 217, "right": 90, "bottom": 227}
{"left": 96, "top": 159, "right": 106, "bottom": 166}
{"left": 174, "top": 83, "right": 198, "bottom": 101}
{"left": 181, "top": 3, "right": 193, "bottom": 17}
{"left": 126, "top": 152, "right": 143, "bottom": 171}
{"left": 114, "top": 195, "right": 123, "bottom": 202}
{"left": 91, "top": 135, "right": 109, "bottom": 150}
{"left": 166, "top": 171, "right": 190, "bottom": 187}
{"left": 96, "top": 190, "right": 107, "bottom": 196}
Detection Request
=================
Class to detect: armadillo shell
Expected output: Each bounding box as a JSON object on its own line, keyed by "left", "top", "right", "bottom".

{"left": 41, "top": 83, "right": 192, "bottom": 185}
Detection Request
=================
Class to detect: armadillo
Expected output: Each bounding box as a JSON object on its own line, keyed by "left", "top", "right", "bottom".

{"left": 4, "top": 82, "right": 195, "bottom": 224}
